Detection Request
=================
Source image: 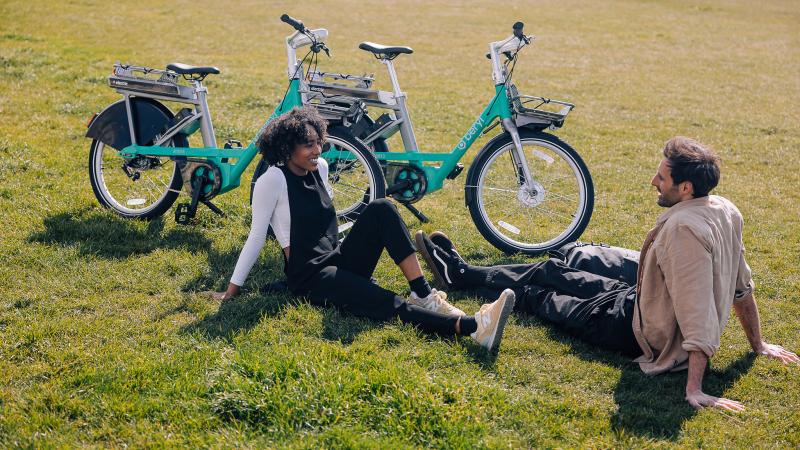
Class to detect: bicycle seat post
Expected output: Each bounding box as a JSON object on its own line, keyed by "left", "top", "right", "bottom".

{"left": 190, "top": 78, "right": 217, "bottom": 148}
{"left": 380, "top": 58, "right": 419, "bottom": 153}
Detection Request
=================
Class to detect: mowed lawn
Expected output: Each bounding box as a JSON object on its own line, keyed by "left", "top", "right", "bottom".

{"left": 1, "top": 0, "right": 798, "bottom": 447}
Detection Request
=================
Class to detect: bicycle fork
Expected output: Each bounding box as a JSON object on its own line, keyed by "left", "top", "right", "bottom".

{"left": 501, "top": 118, "right": 535, "bottom": 187}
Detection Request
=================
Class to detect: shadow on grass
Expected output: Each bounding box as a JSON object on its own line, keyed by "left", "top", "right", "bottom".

{"left": 182, "top": 292, "right": 287, "bottom": 340}
{"left": 181, "top": 289, "right": 383, "bottom": 344}
{"left": 320, "top": 308, "right": 382, "bottom": 345}
{"left": 179, "top": 242, "right": 383, "bottom": 342}
{"left": 512, "top": 312, "right": 756, "bottom": 441}
{"left": 28, "top": 208, "right": 212, "bottom": 258}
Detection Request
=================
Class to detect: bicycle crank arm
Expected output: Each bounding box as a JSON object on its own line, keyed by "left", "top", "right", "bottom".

{"left": 386, "top": 178, "right": 413, "bottom": 196}
{"left": 400, "top": 202, "right": 429, "bottom": 223}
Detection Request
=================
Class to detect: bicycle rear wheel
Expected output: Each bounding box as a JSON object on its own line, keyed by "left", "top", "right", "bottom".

{"left": 465, "top": 130, "right": 593, "bottom": 255}
{"left": 89, "top": 137, "right": 185, "bottom": 219}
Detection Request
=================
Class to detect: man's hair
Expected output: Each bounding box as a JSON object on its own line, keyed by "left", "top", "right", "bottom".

{"left": 257, "top": 107, "right": 327, "bottom": 165}
{"left": 662, "top": 136, "right": 721, "bottom": 198}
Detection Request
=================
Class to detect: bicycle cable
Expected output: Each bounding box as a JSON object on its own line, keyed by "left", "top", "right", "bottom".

{"left": 275, "top": 47, "right": 314, "bottom": 116}
{"left": 504, "top": 38, "right": 525, "bottom": 85}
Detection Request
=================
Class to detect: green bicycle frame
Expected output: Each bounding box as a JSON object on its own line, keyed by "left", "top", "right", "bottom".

{"left": 323, "top": 83, "right": 513, "bottom": 192}
{"left": 120, "top": 81, "right": 512, "bottom": 197}
{"left": 117, "top": 79, "right": 304, "bottom": 195}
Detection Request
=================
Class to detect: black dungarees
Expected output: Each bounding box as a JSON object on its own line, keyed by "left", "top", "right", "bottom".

{"left": 280, "top": 166, "right": 458, "bottom": 335}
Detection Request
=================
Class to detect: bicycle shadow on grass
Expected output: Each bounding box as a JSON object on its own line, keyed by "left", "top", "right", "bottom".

{"left": 28, "top": 208, "right": 212, "bottom": 259}
{"left": 513, "top": 312, "right": 756, "bottom": 441}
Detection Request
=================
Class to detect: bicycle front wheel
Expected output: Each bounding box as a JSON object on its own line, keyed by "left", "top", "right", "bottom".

{"left": 465, "top": 130, "right": 593, "bottom": 255}
{"left": 89, "top": 138, "right": 184, "bottom": 219}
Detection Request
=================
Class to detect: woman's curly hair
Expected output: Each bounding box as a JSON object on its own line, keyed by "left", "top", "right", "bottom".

{"left": 257, "top": 107, "right": 327, "bottom": 165}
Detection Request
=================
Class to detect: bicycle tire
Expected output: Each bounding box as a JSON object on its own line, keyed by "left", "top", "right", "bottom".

{"left": 465, "top": 130, "right": 593, "bottom": 255}
{"left": 88, "top": 136, "right": 186, "bottom": 219}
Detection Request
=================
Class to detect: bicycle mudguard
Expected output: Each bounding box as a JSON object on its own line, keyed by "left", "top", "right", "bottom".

{"left": 86, "top": 98, "right": 175, "bottom": 150}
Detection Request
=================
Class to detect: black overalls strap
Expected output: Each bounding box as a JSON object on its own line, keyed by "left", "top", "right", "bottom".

{"left": 281, "top": 166, "right": 340, "bottom": 293}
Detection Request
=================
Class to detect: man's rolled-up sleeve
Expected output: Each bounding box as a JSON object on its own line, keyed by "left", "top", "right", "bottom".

{"left": 734, "top": 245, "right": 754, "bottom": 302}
{"left": 657, "top": 225, "right": 720, "bottom": 357}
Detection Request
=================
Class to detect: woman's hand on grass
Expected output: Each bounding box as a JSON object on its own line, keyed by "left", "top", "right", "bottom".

{"left": 200, "top": 283, "right": 240, "bottom": 302}
{"left": 201, "top": 291, "right": 230, "bottom": 301}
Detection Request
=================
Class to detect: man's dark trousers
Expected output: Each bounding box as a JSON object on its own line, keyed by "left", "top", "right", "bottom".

{"left": 462, "top": 245, "right": 642, "bottom": 356}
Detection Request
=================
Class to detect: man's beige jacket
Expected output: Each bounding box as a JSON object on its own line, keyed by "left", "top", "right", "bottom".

{"left": 632, "top": 195, "right": 754, "bottom": 375}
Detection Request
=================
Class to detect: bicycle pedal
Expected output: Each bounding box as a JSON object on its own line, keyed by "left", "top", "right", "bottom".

{"left": 446, "top": 163, "right": 464, "bottom": 180}
{"left": 174, "top": 202, "right": 195, "bottom": 225}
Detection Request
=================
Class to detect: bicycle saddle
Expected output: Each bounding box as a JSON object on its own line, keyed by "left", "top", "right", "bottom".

{"left": 166, "top": 62, "right": 220, "bottom": 76}
{"left": 358, "top": 42, "right": 413, "bottom": 59}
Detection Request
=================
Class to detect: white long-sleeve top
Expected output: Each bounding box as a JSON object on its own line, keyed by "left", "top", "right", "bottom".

{"left": 230, "top": 159, "right": 332, "bottom": 286}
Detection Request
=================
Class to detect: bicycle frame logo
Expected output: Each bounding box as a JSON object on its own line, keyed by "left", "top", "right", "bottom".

{"left": 457, "top": 116, "right": 486, "bottom": 150}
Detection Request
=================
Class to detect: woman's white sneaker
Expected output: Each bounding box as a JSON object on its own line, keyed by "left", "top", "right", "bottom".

{"left": 408, "top": 289, "right": 466, "bottom": 317}
{"left": 471, "top": 289, "right": 516, "bottom": 352}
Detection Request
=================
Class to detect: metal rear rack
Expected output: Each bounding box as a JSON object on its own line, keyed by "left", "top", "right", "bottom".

{"left": 109, "top": 62, "right": 196, "bottom": 101}
{"left": 305, "top": 70, "right": 395, "bottom": 107}
{"left": 309, "top": 70, "right": 374, "bottom": 89}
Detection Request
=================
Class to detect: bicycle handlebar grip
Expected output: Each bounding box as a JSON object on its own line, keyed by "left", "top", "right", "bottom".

{"left": 280, "top": 14, "right": 305, "bottom": 32}
{"left": 513, "top": 22, "right": 525, "bottom": 39}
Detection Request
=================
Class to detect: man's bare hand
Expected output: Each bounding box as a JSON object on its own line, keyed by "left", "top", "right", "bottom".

{"left": 685, "top": 390, "right": 745, "bottom": 412}
{"left": 756, "top": 342, "right": 800, "bottom": 365}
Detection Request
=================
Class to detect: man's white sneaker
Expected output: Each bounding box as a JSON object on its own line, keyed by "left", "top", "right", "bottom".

{"left": 408, "top": 289, "right": 466, "bottom": 317}
{"left": 471, "top": 289, "right": 516, "bottom": 352}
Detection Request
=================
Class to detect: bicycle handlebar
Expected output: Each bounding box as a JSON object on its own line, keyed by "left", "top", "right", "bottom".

{"left": 280, "top": 14, "right": 305, "bottom": 32}
{"left": 513, "top": 22, "right": 524, "bottom": 37}
{"left": 512, "top": 22, "right": 531, "bottom": 44}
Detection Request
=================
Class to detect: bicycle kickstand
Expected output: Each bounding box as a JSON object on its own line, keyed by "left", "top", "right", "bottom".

{"left": 386, "top": 178, "right": 430, "bottom": 223}
{"left": 401, "top": 202, "right": 429, "bottom": 223}
{"left": 201, "top": 199, "right": 226, "bottom": 218}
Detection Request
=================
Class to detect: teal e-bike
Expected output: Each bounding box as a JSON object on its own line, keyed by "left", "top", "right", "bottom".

{"left": 86, "top": 14, "right": 385, "bottom": 225}
{"left": 312, "top": 22, "right": 594, "bottom": 254}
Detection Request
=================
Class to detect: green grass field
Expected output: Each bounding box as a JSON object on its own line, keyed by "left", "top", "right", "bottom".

{"left": 1, "top": 0, "right": 799, "bottom": 447}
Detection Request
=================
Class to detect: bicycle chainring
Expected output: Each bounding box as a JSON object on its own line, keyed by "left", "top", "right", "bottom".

{"left": 189, "top": 162, "right": 222, "bottom": 201}
{"left": 388, "top": 164, "right": 427, "bottom": 204}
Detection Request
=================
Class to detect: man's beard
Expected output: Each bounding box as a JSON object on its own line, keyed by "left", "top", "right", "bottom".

{"left": 656, "top": 188, "right": 680, "bottom": 207}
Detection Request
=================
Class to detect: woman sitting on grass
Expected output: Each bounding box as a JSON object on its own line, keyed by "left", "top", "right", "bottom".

{"left": 208, "top": 107, "right": 514, "bottom": 352}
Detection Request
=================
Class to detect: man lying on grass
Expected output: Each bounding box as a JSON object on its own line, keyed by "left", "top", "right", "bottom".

{"left": 416, "top": 136, "right": 798, "bottom": 411}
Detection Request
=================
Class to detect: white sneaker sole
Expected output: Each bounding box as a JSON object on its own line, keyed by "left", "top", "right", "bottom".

{"left": 485, "top": 289, "right": 516, "bottom": 353}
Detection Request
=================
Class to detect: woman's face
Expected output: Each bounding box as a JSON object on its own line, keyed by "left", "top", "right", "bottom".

{"left": 286, "top": 125, "right": 323, "bottom": 175}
